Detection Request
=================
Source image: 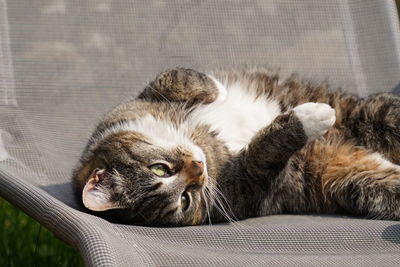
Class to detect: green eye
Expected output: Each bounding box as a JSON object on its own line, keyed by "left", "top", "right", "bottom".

{"left": 149, "top": 164, "right": 171, "bottom": 177}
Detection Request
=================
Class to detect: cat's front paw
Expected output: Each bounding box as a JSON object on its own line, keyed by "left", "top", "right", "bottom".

{"left": 293, "top": 102, "right": 336, "bottom": 141}
{"left": 143, "top": 68, "right": 222, "bottom": 105}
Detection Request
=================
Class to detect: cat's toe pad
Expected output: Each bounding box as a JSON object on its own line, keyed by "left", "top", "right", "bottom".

{"left": 293, "top": 102, "right": 336, "bottom": 141}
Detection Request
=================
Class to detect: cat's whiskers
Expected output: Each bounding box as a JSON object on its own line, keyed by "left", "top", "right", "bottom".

{"left": 205, "top": 176, "right": 244, "bottom": 228}
{"left": 201, "top": 189, "right": 213, "bottom": 226}
{"left": 206, "top": 180, "right": 227, "bottom": 215}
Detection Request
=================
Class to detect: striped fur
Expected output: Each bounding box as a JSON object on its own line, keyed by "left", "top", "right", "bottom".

{"left": 72, "top": 67, "right": 400, "bottom": 226}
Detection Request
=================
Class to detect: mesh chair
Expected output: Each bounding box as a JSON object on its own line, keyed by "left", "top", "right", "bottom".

{"left": 1, "top": 0, "right": 400, "bottom": 266}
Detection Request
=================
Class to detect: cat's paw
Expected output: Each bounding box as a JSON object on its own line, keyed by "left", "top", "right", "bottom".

{"left": 146, "top": 68, "right": 222, "bottom": 104}
{"left": 293, "top": 102, "right": 336, "bottom": 141}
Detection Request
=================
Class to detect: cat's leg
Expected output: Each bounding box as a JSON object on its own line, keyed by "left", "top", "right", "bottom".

{"left": 138, "top": 67, "right": 226, "bottom": 105}
{"left": 312, "top": 140, "right": 400, "bottom": 220}
{"left": 213, "top": 102, "right": 335, "bottom": 221}
{"left": 240, "top": 102, "right": 336, "bottom": 190}
{"left": 345, "top": 93, "right": 400, "bottom": 164}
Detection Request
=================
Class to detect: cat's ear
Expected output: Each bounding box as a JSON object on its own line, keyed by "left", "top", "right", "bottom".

{"left": 82, "top": 169, "right": 122, "bottom": 211}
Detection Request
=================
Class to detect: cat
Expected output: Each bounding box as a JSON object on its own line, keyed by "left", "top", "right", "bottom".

{"left": 72, "top": 67, "right": 400, "bottom": 226}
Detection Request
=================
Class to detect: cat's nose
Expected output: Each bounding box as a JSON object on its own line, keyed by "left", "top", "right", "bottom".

{"left": 191, "top": 160, "right": 204, "bottom": 177}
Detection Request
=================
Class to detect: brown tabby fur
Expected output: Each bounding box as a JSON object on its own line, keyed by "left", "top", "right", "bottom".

{"left": 72, "top": 67, "right": 400, "bottom": 226}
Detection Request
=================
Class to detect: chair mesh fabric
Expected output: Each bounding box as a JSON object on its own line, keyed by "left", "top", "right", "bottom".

{"left": 1, "top": 0, "right": 400, "bottom": 266}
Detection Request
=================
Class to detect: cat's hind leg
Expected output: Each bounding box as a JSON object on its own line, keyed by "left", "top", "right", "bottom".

{"left": 315, "top": 140, "right": 400, "bottom": 220}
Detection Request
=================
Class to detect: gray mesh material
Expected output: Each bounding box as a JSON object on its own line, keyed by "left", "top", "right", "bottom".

{"left": 1, "top": 0, "right": 400, "bottom": 266}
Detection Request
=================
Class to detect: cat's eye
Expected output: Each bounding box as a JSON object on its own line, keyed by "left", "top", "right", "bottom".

{"left": 149, "top": 164, "right": 172, "bottom": 177}
{"left": 181, "top": 191, "right": 190, "bottom": 211}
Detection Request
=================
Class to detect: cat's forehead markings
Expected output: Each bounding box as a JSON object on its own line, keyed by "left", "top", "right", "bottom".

{"left": 111, "top": 131, "right": 151, "bottom": 145}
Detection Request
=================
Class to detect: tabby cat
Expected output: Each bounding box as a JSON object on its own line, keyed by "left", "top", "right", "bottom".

{"left": 72, "top": 67, "right": 400, "bottom": 226}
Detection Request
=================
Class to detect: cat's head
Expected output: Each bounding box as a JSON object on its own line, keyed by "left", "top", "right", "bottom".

{"left": 74, "top": 117, "right": 211, "bottom": 226}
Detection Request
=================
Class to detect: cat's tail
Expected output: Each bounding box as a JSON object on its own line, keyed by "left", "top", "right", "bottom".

{"left": 344, "top": 93, "right": 400, "bottom": 165}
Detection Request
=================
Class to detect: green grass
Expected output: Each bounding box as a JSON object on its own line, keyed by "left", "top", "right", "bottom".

{"left": 0, "top": 198, "right": 84, "bottom": 267}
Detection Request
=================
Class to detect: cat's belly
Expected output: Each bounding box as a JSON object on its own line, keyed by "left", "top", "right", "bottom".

{"left": 189, "top": 81, "right": 282, "bottom": 152}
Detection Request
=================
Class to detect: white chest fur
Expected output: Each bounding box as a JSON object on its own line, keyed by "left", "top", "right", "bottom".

{"left": 189, "top": 77, "right": 282, "bottom": 152}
